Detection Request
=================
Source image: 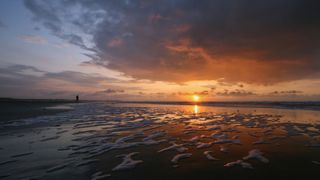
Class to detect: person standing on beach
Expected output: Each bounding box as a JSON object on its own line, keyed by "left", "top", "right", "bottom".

{"left": 76, "top": 95, "right": 79, "bottom": 102}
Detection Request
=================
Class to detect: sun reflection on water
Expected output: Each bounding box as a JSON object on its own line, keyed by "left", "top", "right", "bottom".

{"left": 193, "top": 105, "right": 199, "bottom": 114}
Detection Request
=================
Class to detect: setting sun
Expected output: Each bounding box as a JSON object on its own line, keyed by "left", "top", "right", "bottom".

{"left": 192, "top": 95, "right": 200, "bottom": 102}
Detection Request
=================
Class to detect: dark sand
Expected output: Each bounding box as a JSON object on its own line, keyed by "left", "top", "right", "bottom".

{"left": 0, "top": 98, "right": 80, "bottom": 122}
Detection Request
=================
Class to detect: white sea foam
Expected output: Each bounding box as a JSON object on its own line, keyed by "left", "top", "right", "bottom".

{"left": 312, "top": 161, "right": 320, "bottom": 165}
{"left": 224, "top": 160, "right": 253, "bottom": 169}
{"left": 188, "top": 136, "right": 200, "bottom": 142}
{"left": 196, "top": 142, "right": 212, "bottom": 149}
{"left": 10, "top": 152, "right": 33, "bottom": 158}
{"left": 203, "top": 151, "right": 219, "bottom": 160}
{"left": 56, "top": 130, "right": 69, "bottom": 134}
{"left": 200, "top": 135, "right": 210, "bottom": 138}
{"left": 206, "top": 125, "right": 221, "bottom": 131}
{"left": 142, "top": 131, "right": 166, "bottom": 141}
{"left": 214, "top": 139, "right": 241, "bottom": 145}
{"left": 91, "top": 171, "right": 111, "bottom": 180}
{"left": 114, "top": 132, "right": 144, "bottom": 144}
{"left": 211, "top": 133, "right": 229, "bottom": 139}
{"left": 252, "top": 138, "right": 270, "bottom": 145}
{"left": 46, "top": 163, "right": 69, "bottom": 173}
{"left": 243, "top": 149, "right": 269, "bottom": 163}
{"left": 232, "top": 135, "right": 240, "bottom": 139}
{"left": 171, "top": 153, "right": 192, "bottom": 163}
{"left": 45, "top": 105, "right": 74, "bottom": 110}
{"left": 158, "top": 142, "right": 188, "bottom": 153}
{"left": 40, "top": 136, "right": 60, "bottom": 142}
{"left": 0, "top": 159, "right": 18, "bottom": 166}
{"left": 112, "top": 152, "right": 143, "bottom": 171}
{"left": 73, "top": 130, "right": 98, "bottom": 135}
{"left": 220, "top": 145, "right": 229, "bottom": 153}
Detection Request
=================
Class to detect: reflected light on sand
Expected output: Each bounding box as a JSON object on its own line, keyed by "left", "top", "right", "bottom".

{"left": 193, "top": 105, "right": 199, "bottom": 114}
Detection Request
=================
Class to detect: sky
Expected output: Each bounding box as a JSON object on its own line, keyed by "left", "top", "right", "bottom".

{"left": 0, "top": 0, "right": 320, "bottom": 101}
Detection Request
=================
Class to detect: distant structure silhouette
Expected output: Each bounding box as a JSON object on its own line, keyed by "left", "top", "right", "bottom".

{"left": 76, "top": 95, "right": 79, "bottom": 102}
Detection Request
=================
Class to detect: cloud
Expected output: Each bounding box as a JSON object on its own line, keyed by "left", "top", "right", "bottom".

{"left": 24, "top": 0, "right": 320, "bottom": 84}
{"left": 45, "top": 71, "right": 111, "bottom": 85}
{"left": 23, "top": 0, "right": 95, "bottom": 51}
{"left": 216, "top": 89, "right": 255, "bottom": 96}
{"left": 174, "top": 90, "right": 210, "bottom": 96}
{"left": 0, "top": 64, "right": 118, "bottom": 99}
{"left": 270, "top": 90, "right": 303, "bottom": 95}
{"left": 5, "top": 64, "right": 44, "bottom": 72}
{"left": 18, "top": 35, "right": 71, "bottom": 48}
{"left": 19, "top": 35, "right": 47, "bottom": 44}
{"left": 95, "top": 88, "right": 125, "bottom": 94}
{"left": 0, "top": 66, "right": 40, "bottom": 87}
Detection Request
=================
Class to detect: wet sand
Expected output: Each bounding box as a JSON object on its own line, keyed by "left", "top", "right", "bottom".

{"left": 0, "top": 102, "right": 320, "bottom": 179}
{"left": 0, "top": 99, "right": 79, "bottom": 122}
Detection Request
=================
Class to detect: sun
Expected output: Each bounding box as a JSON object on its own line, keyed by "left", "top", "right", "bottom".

{"left": 192, "top": 95, "right": 200, "bottom": 102}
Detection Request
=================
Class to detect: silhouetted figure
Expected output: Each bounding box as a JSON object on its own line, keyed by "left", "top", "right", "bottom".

{"left": 76, "top": 95, "right": 79, "bottom": 102}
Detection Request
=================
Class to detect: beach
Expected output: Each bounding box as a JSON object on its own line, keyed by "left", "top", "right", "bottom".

{"left": 0, "top": 102, "right": 320, "bottom": 179}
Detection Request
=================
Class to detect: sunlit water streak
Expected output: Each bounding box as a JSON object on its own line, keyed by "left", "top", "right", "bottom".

{"left": 193, "top": 105, "right": 199, "bottom": 114}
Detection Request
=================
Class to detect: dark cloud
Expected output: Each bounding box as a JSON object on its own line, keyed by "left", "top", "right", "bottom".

{"left": 0, "top": 64, "right": 118, "bottom": 98}
{"left": 215, "top": 79, "right": 245, "bottom": 87}
{"left": 270, "top": 90, "right": 303, "bottom": 95}
{"left": 24, "top": 0, "right": 94, "bottom": 51}
{"left": 45, "top": 71, "right": 111, "bottom": 85}
{"left": 174, "top": 90, "right": 209, "bottom": 96}
{"left": 95, "top": 88, "right": 125, "bottom": 94}
{"left": 0, "top": 65, "right": 41, "bottom": 88}
{"left": 25, "top": 0, "right": 320, "bottom": 84}
{"left": 1, "top": 64, "right": 44, "bottom": 73}
{"left": 46, "top": 91, "right": 71, "bottom": 96}
{"left": 216, "top": 89, "right": 255, "bottom": 96}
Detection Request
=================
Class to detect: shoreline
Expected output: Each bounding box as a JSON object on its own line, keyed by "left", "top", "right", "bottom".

{"left": 1, "top": 99, "right": 320, "bottom": 123}
{"left": 119, "top": 101, "right": 320, "bottom": 111}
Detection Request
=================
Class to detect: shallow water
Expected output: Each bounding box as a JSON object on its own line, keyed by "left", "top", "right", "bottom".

{"left": 0, "top": 102, "right": 320, "bottom": 180}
